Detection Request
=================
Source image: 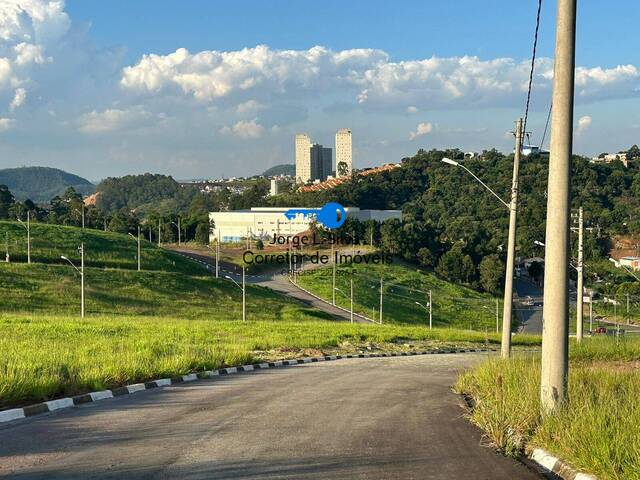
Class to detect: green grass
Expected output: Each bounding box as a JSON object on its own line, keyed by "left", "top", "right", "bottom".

{"left": 0, "top": 314, "right": 540, "bottom": 409}
{"left": 0, "top": 221, "right": 198, "bottom": 273}
{"left": 0, "top": 262, "right": 329, "bottom": 321}
{"left": 295, "top": 261, "right": 500, "bottom": 329}
{"left": 455, "top": 337, "right": 640, "bottom": 479}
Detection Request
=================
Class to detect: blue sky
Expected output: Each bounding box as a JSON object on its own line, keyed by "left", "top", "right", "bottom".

{"left": 1, "top": 0, "right": 639, "bottom": 181}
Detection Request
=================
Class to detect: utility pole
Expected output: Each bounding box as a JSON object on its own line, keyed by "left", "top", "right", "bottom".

{"left": 137, "top": 226, "right": 141, "bottom": 271}
{"left": 626, "top": 293, "right": 630, "bottom": 325}
{"left": 331, "top": 241, "right": 336, "bottom": 305}
{"left": 350, "top": 276, "right": 354, "bottom": 324}
{"left": 158, "top": 218, "right": 161, "bottom": 247}
{"left": 80, "top": 243, "right": 85, "bottom": 318}
{"left": 541, "top": 0, "right": 577, "bottom": 414}
{"left": 589, "top": 293, "right": 593, "bottom": 333}
{"left": 429, "top": 290, "right": 433, "bottom": 330}
{"left": 18, "top": 211, "right": 31, "bottom": 264}
{"left": 215, "top": 231, "right": 220, "bottom": 278}
{"left": 576, "top": 206, "right": 584, "bottom": 342}
{"left": 242, "top": 265, "right": 246, "bottom": 322}
{"left": 379, "top": 277, "right": 383, "bottom": 324}
{"left": 177, "top": 217, "right": 181, "bottom": 246}
{"left": 496, "top": 298, "right": 500, "bottom": 333}
{"left": 5, "top": 232, "right": 9, "bottom": 262}
{"left": 501, "top": 117, "right": 523, "bottom": 358}
{"left": 103, "top": 216, "right": 107, "bottom": 231}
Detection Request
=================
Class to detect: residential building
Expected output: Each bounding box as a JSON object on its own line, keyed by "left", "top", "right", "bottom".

{"left": 335, "top": 128, "right": 352, "bottom": 177}
{"left": 590, "top": 152, "right": 629, "bottom": 167}
{"left": 210, "top": 207, "right": 402, "bottom": 242}
{"left": 619, "top": 256, "right": 640, "bottom": 271}
{"left": 295, "top": 134, "right": 311, "bottom": 183}
{"left": 310, "top": 144, "right": 332, "bottom": 182}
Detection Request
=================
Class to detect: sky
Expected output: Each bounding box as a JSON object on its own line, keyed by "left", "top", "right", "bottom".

{"left": 0, "top": 0, "right": 639, "bottom": 182}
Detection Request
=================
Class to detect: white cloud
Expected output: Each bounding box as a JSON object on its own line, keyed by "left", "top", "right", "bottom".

{"left": 77, "top": 107, "right": 153, "bottom": 134}
{"left": 409, "top": 122, "right": 433, "bottom": 140}
{"left": 0, "top": 118, "right": 15, "bottom": 131}
{"left": 120, "top": 46, "right": 640, "bottom": 110}
{"left": 219, "top": 118, "right": 265, "bottom": 139}
{"left": 577, "top": 115, "right": 592, "bottom": 135}
{"left": 9, "top": 87, "right": 26, "bottom": 111}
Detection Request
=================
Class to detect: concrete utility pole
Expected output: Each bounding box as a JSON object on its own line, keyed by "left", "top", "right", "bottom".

{"left": 82, "top": 203, "right": 85, "bottom": 229}
{"left": 501, "top": 117, "right": 523, "bottom": 358}
{"left": 158, "top": 218, "right": 161, "bottom": 247}
{"left": 541, "top": 0, "right": 577, "bottom": 414}
{"left": 331, "top": 241, "right": 336, "bottom": 305}
{"left": 429, "top": 290, "right": 433, "bottom": 330}
{"left": 215, "top": 231, "right": 220, "bottom": 278}
{"left": 627, "top": 293, "right": 630, "bottom": 325}
{"left": 242, "top": 266, "right": 246, "bottom": 322}
{"left": 5, "top": 232, "right": 9, "bottom": 263}
{"left": 350, "top": 276, "right": 354, "bottom": 324}
{"left": 379, "top": 277, "right": 383, "bottom": 324}
{"left": 576, "top": 207, "right": 584, "bottom": 342}
{"left": 496, "top": 298, "right": 500, "bottom": 333}
{"left": 177, "top": 217, "right": 181, "bottom": 246}
{"left": 589, "top": 293, "right": 593, "bottom": 332}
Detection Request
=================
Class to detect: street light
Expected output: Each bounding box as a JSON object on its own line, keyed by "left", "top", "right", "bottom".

{"left": 128, "top": 226, "right": 141, "bottom": 271}
{"left": 171, "top": 217, "right": 182, "bottom": 246}
{"left": 224, "top": 267, "right": 246, "bottom": 321}
{"left": 16, "top": 211, "right": 31, "bottom": 264}
{"left": 61, "top": 243, "right": 85, "bottom": 318}
{"left": 415, "top": 296, "right": 432, "bottom": 330}
{"left": 443, "top": 127, "right": 522, "bottom": 360}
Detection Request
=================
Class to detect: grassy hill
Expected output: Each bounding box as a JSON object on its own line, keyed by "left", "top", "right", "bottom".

{"left": 296, "top": 261, "right": 500, "bottom": 330}
{"left": 0, "top": 166, "right": 94, "bottom": 202}
{"left": 0, "top": 221, "right": 196, "bottom": 273}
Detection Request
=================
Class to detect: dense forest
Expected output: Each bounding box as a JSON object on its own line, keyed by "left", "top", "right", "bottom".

{"left": 0, "top": 166, "right": 95, "bottom": 202}
{"left": 2, "top": 147, "right": 639, "bottom": 295}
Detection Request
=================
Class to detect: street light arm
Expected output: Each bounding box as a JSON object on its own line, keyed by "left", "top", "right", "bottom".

{"left": 224, "top": 275, "right": 242, "bottom": 290}
{"left": 61, "top": 256, "right": 82, "bottom": 275}
{"left": 457, "top": 163, "right": 510, "bottom": 210}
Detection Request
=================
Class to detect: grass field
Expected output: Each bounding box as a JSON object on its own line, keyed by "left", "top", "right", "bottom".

{"left": 0, "top": 314, "right": 541, "bottom": 409}
{"left": 0, "top": 221, "right": 197, "bottom": 273}
{"left": 455, "top": 337, "right": 640, "bottom": 479}
{"left": 295, "top": 261, "right": 500, "bottom": 329}
{"left": 0, "top": 262, "right": 329, "bottom": 321}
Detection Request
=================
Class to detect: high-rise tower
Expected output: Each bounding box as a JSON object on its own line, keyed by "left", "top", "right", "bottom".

{"left": 295, "top": 134, "right": 311, "bottom": 183}
{"left": 335, "top": 128, "right": 352, "bottom": 177}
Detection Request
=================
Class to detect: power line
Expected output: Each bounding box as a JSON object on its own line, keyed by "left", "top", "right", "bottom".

{"left": 522, "top": 0, "right": 544, "bottom": 138}
{"left": 540, "top": 103, "right": 553, "bottom": 149}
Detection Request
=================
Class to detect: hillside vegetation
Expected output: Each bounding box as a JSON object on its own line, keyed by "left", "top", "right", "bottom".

{"left": 0, "top": 221, "right": 197, "bottom": 273}
{"left": 0, "top": 166, "right": 94, "bottom": 202}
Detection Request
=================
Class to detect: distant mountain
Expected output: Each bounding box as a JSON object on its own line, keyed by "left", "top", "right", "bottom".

{"left": 262, "top": 164, "right": 295, "bottom": 176}
{"left": 0, "top": 167, "right": 95, "bottom": 203}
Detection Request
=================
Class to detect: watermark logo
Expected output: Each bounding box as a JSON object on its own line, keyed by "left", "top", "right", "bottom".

{"left": 284, "top": 202, "right": 346, "bottom": 229}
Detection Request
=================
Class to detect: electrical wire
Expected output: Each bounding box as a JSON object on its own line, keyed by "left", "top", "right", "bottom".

{"left": 522, "top": 0, "right": 543, "bottom": 138}
{"left": 540, "top": 103, "right": 552, "bottom": 149}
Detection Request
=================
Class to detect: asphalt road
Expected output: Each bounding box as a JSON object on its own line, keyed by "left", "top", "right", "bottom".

{"left": 514, "top": 277, "right": 544, "bottom": 334}
{"left": 0, "top": 354, "right": 545, "bottom": 479}
{"left": 172, "top": 248, "right": 374, "bottom": 323}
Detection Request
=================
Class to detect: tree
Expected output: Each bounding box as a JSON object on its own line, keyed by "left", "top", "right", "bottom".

{"left": 436, "top": 244, "right": 475, "bottom": 284}
{"left": 0, "top": 184, "right": 14, "bottom": 219}
{"left": 627, "top": 144, "right": 640, "bottom": 159}
{"left": 417, "top": 248, "right": 435, "bottom": 268}
{"left": 479, "top": 254, "right": 504, "bottom": 294}
{"left": 255, "top": 238, "right": 264, "bottom": 250}
{"left": 195, "top": 222, "right": 210, "bottom": 245}
{"left": 528, "top": 261, "right": 544, "bottom": 282}
{"left": 337, "top": 161, "right": 349, "bottom": 177}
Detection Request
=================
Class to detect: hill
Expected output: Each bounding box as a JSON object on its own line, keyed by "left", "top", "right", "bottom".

{"left": 0, "top": 167, "right": 95, "bottom": 203}
{"left": 0, "top": 220, "right": 198, "bottom": 272}
{"left": 95, "top": 173, "right": 183, "bottom": 213}
{"left": 262, "top": 164, "right": 295, "bottom": 176}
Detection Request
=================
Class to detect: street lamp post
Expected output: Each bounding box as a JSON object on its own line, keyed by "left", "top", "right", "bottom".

{"left": 442, "top": 125, "right": 523, "bottom": 360}
{"left": 61, "top": 243, "right": 85, "bottom": 318}
{"left": 334, "top": 285, "right": 354, "bottom": 324}
{"left": 415, "top": 294, "right": 432, "bottom": 330}
{"left": 17, "top": 211, "right": 31, "bottom": 264}
{"left": 225, "top": 268, "right": 246, "bottom": 321}
{"left": 379, "top": 277, "right": 383, "bottom": 324}
{"left": 128, "top": 227, "right": 141, "bottom": 271}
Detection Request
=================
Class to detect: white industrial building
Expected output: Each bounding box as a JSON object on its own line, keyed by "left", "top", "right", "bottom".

{"left": 210, "top": 207, "right": 402, "bottom": 243}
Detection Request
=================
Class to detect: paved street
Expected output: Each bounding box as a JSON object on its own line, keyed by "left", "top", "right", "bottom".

{"left": 0, "top": 354, "right": 545, "bottom": 479}
{"left": 173, "top": 248, "right": 374, "bottom": 323}
{"left": 514, "top": 277, "right": 544, "bottom": 334}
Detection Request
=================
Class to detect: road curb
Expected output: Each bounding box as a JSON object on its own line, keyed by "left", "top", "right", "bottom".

{"left": 529, "top": 448, "right": 597, "bottom": 480}
{"left": 0, "top": 348, "right": 496, "bottom": 425}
